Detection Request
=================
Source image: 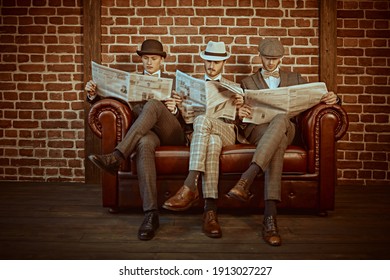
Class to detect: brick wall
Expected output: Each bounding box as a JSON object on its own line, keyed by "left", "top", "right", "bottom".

{"left": 0, "top": 0, "right": 389, "bottom": 185}
{"left": 0, "top": 0, "right": 84, "bottom": 182}
{"left": 336, "top": 0, "right": 390, "bottom": 185}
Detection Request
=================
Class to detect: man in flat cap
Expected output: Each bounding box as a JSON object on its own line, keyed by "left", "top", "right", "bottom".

{"left": 162, "top": 41, "right": 244, "bottom": 239}
{"left": 85, "top": 39, "right": 187, "bottom": 241}
{"left": 226, "top": 38, "right": 340, "bottom": 246}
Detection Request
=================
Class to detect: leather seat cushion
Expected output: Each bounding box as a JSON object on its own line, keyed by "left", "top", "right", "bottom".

{"left": 130, "top": 144, "right": 307, "bottom": 175}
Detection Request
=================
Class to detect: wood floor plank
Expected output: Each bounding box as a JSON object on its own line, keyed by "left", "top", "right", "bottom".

{"left": 1, "top": 182, "right": 390, "bottom": 260}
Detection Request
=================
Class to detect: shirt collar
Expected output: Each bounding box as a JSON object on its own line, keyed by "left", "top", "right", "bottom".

{"left": 204, "top": 73, "right": 222, "bottom": 81}
{"left": 144, "top": 70, "right": 161, "bottom": 77}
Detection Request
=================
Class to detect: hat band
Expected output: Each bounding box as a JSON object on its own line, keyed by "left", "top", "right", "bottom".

{"left": 204, "top": 51, "right": 228, "bottom": 57}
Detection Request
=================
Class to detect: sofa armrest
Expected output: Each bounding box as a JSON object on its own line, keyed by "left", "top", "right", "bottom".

{"left": 87, "top": 98, "right": 133, "bottom": 209}
{"left": 298, "top": 104, "right": 349, "bottom": 212}
{"left": 299, "top": 104, "right": 349, "bottom": 174}
{"left": 88, "top": 98, "right": 132, "bottom": 144}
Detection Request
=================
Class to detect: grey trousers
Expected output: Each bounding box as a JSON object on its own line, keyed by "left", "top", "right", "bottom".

{"left": 246, "top": 114, "right": 295, "bottom": 201}
{"left": 116, "top": 99, "right": 186, "bottom": 211}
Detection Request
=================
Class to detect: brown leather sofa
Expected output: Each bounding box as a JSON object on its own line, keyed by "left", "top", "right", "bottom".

{"left": 88, "top": 98, "right": 348, "bottom": 215}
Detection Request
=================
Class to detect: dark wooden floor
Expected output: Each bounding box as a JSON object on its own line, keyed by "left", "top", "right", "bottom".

{"left": 0, "top": 182, "right": 389, "bottom": 260}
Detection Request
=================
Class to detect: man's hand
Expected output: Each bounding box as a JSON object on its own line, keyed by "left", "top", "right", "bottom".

{"left": 232, "top": 94, "right": 244, "bottom": 107}
{"left": 85, "top": 80, "right": 97, "bottom": 97}
{"left": 321, "top": 91, "right": 339, "bottom": 105}
{"left": 238, "top": 104, "right": 252, "bottom": 120}
{"left": 171, "top": 90, "right": 183, "bottom": 106}
{"left": 164, "top": 90, "right": 182, "bottom": 114}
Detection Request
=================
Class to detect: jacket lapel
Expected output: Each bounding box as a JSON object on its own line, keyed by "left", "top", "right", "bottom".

{"left": 253, "top": 70, "right": 269, "bottom": 89}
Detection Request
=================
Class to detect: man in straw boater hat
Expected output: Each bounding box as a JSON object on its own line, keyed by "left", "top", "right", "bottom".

{"left": 226, "top": 38, "right": 340, "bottom": 246}
{"left": 85, "top": 39, "right": 187, "bottom": 241}
{"left": 162, "top": 41, "right": 245, "bottom": 238}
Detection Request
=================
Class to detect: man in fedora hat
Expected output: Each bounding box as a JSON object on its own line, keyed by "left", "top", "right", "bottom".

{"left": 162, "top": 41, "right": 244, "bottom": 238}
{"left": 85, "top": 39, "right": 187, "bottom": 241}
{"left": 226, "top": 38, "right": 340, "bottom": 246}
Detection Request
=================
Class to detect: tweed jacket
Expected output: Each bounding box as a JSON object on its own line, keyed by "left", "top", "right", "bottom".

{"left": 240, "top": 69, "right": 307, "bottom": 139}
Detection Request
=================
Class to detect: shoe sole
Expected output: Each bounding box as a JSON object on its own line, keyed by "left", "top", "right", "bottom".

{"left": 88, "top": 155, "right": 117, "bottom": 175}
{"left": 225, "top": 191, "right": 254, "bottom": 203}
{"left": 203, "top": 230, "right": 222, "bottom": 238}
{"left": 162, "top": 197, "right": 199, "bottom": 211}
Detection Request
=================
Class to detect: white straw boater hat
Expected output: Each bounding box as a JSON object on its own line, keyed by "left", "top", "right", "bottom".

{"left": 200, "top": 41, "right": 231, "bottom": 61}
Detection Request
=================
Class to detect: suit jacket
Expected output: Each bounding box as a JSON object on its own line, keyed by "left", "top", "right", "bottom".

{"left": 240, "top": 69, "right": 307, "bottom": 139}
{"left": 241, "top": 69, "right": 307, "bottom": 90}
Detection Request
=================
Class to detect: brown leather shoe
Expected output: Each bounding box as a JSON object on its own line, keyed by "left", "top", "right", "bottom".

{"left": 162, "top": 185, "right": 199, "bottom": 211}
{"left": 226, "top": 178, "right": 254, "bottom": 202}
{"left": 88, "top": 153, "right": 121, "bottom": 175}
{"left": 262, "top": 215, "right": 281, "bottom": 246}
{"left": 202, "top": 210, "right": 222, "bottom": 238}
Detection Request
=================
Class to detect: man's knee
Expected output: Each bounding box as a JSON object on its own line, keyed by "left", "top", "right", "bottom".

{"left": 193, "top": 114, "right": 207, "bottom": 126}
{"left": 144, "top": 98, "right": 163, "bottom": 111}
{"left": 136, "top": 136, "right": 159, "bottom": 153}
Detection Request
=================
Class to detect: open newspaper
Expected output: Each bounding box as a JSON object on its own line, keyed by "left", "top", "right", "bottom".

{"left": 91, "top": 61, "right": 173, "bottom": 103}
{"left": 243, "top": 82, "right": 328, "bottom": 125}
{"left": 175, "top": 70, "right": 243, "bottom": 124}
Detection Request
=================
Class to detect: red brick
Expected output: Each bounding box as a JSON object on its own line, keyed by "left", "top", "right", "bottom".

{"left": 226, "top": 8, "right": 254, "bottom": 16}
{"left": 196, "top": 8, "right": 224, "bottom": 16}
{"left": 167, "top": 7, "right": 194, "bottom": 16}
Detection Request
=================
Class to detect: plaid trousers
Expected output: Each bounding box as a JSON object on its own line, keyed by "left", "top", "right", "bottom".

{"left": 189, "top": 115, "right": 236, "bottom": 199}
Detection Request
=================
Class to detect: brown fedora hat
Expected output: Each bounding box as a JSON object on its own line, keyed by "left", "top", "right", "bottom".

{"left": 136, "top": 39, "right": 167, "bottom": 58}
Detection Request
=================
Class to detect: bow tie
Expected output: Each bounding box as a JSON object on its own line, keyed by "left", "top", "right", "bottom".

{"left": 206, "top": 79, "right": 220, "bottom": 82}
{"left": 147, "top": 73, "right": 159, "bottom": 77}
{"left": 262, "top": 71, "right": 280, "bottom": 79}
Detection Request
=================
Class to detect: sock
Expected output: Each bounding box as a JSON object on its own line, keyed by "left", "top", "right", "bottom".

{"left": 264, "top": 200, "right": 277, "bottom": 217}
{"left": 241, "top": 163, "right": 262, "bottom": 188}
{"left": 145, "top": 209, "right": 158, "bottom": 215}
{"left": 204, "top": 198, "right": 217, "bottom": 212}
{"left": 113, "top": 149, "right": 125, "bottom": 161}
{"left": 184, "top": 170, "right": 200, "bottom": 192}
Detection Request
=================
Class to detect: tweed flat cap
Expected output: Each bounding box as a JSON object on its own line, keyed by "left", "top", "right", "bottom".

{"left": 258, "top": 38, "right": 285, "bottom": 58}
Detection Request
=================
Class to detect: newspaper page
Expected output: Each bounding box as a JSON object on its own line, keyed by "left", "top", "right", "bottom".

{"left": 175, "top": 70, "right": 244, "bottom": 123}
{"left": 175, "top": 70, "right": 207, "bottom": 123}
{"left": 243, "top": 82, "right": 327, "bottom": 125}
{"left": 205, "top": 80, "right": 243, "bottom": 121}
{"left": 91, "top": 61, "right": 173, "bottom": 103}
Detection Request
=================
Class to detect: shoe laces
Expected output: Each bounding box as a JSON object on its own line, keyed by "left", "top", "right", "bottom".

{"left": 236, "top": 178, "right": 249, "bottom": 190}
{"left": 205, "top": 211, "right": 217, "bottom": 222}
{"left": 142, "top": 212, "right": 155, "bottom": 226}
{"left": 264, "top": 216, "right": 277, "bottom": 231}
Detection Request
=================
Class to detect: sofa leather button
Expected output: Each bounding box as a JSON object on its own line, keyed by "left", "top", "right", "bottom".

{"left": 288, "top": 192, "right": 296, "bottom": 198}
{"left": 164, "top": 191, "right": 171, "bottom": 198}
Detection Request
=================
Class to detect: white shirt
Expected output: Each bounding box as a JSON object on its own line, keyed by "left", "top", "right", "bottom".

{"left": 261, "top": 68, "right": 280, "bottom": 89}
{"left": 144, "top": 70, "right": 161, "bottom": 77}
{"left": 204, "top": 73, "right": 222, "bottom": 81}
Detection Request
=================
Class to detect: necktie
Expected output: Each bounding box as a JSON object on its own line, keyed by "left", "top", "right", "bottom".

{"left": 263, "top": 71, "right": 280, "bottom": 79}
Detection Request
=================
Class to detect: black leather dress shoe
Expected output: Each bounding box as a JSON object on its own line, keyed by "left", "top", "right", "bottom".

{"left": 138, "top": 211, "right": 159, "bottom": 241}
{"left": 262, "top": 215, "right": 281, "bottom": 246}
{"left": 88, "top": 153, "right": 121, "bottom": 175}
